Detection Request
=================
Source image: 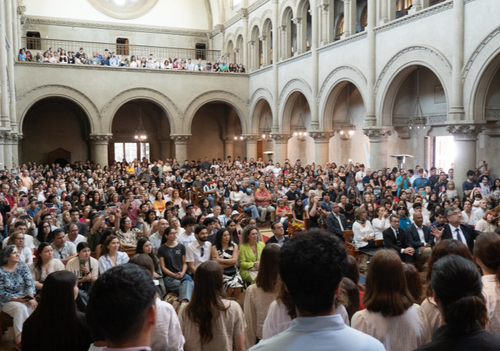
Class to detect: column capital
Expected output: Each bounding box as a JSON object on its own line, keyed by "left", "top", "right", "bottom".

{"left": 171, "top": 135, "right": 191, "bottom": 143}
{"left": 271, "top": 134, "right": 292, "bottom": 144}
{"left": 318, "top": 4, "right": 329, "bottom": 12}
{"left": 214, "top": 24, "right": 225, "bottom": 34}
{"left": 446, "top": 124, "right": 484, "bottom": 141}
{"left": 222, "top": 135, "right": 237, "bottom": 143}
{"left": 233, "top": 48, "right": 239, "bottom": 54}
{"left": 310, "top": 131, "right": 334, "bottom": 143}
{"left": 258, "top": 35, "right": 267, "bottom": 42}
{"left": 17, "top": 5, "right": 26, "bottom": 16}
{"left": 238, "top": 8, "right": 248, "bottom": 20}
{"left": 278, "top": 25, "right": 287, "bottom": 32}
{"left": 292, "top": 17, "right": 302, "bottom": 25}
{"left": 363, "top": 127, "right": 394, "bottom": 142}
{"left": 243, "top": 135, "right": 259, "bottom": 142}
{"left": 89, "top": 134, "right": 113, "bottom": 143}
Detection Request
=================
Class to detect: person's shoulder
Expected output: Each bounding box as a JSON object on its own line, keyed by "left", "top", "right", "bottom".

{"left": 67, "top": 256, "right": 78, "bottom": 266}
{"left": 53, "top": 259, "right": 65, "bottom": 269}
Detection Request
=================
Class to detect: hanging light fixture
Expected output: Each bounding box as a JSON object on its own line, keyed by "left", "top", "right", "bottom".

{"left": 233, "top": 122, "right": 244, "bottom": 140}
{"left": 260, "top": 114, "right": 271, "bottom": 139}
{"left": 134, "top": 99, "right": 147, "bottom": 142}
{"left": 338, "top": 83, "right": 356, "bottom": 138}
{"left": 292, "top": 95, "right": 307, "bottom": 141}
{"left": 408, "top": 67, "right": 428, "bottom": 135}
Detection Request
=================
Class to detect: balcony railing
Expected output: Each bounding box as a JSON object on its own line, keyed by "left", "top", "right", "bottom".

{"left": 22, "top": 37, "right": 221, "bottom": 62}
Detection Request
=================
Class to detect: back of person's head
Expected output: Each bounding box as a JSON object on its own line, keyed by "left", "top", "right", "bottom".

{"left": 255, "top": 243, "right": 281, "bottom": 293}
{"left": 340, "top": 277, "right": 360, "bottom": 323}
{"left": 425, "top": 239, "right": 473, "bottom": 296}
{"left": 181, "top": 215, "right": 196, "bottom": 228}
{"left": 345, "top": 255, "right": 360, "bottom": 285}
{"left": 363, "top": 249, "right": 414, "bottom": 317}
{"left": 403, "top": 263, "right": 423, "bottom": 304}
{"left": 474, "top": 232, "right": 500, "bottom": 283}
{"left": 86, "top": 264, "right": 156, "bottom": 346}
{"left": 431, "top": 255, "right": 487, "bottom": 332}
{"left": 276, "top": 279, "right": 297, "bottom": 319}
{"left": 279, "top": 229, "right": 347, "bottom": 315}
{"left": 185, "top": 261, "right": 227, "bottom": 345}
{"left": 28, "top": 271, "right": 80, "bottom": 348}
{"left": 130, "top": 253, "right": 155, "bottom": 275}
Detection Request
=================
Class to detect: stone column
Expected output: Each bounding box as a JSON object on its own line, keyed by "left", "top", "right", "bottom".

{"left": 271, "top": 134, "right": 291, "bottom": 164}
{"left": 259, "top": 35, "right": 267, "bottom": 67}
{"left": 171, "top": 135, "right": 191, "bottom": 162}
{"left": 159, "top": 136, "right": 171, "bottom": 160}
{"left": 89, "top": 134, "right": 113, "bottom": 167}
{"left": 449, "top": 0, "right": 465, "bottom": 121}
{"left": 341, "top": 0, "right": 356, "bottom": 39}
{"left": 4, "top": 133, "right": 13, "bottom": 169}
{"left": 319, "top": 4, "right": 329, "bottom": 46}
{"left": 244, "top": 135, "right": 259, "bottom": 162}
{"left": 279, "top": 25, "right": 287, "bottom": 60}
{"left": 0, "top": 3, "right": 10, "bottom": 128}
{"left": 310, "top": 1, "right": 319, "bottom": 131}
{"left": 15, "top": 4, "right": 26, "bottom": 56}
{"left": 310, "top": 132, "right": 332, "bottom": 167}
{"left": 446, "top": 125, "right": 483, "bottom": 196}
{"left": 223, "top": 135, "right": 235, "bottom": 159}
{"left": 11, "top": 133, "right": 20, "bottom": 167}
{"left": 363, "top": 128, "right": 394, "bottom": 171}
{"left": 365, "top": 0, "right": 376, "bottom": 127}
{"left": 239, "top": 8, "right": 249, "bottom": 69}
{"left": 293, "top": 18, "right": 303, "bottom": 55}
{"left": 0, "top": 132, "right": 5, "bottom": 169}
{"left": 379, "top": 0, "right": 389, "bottom": 24}
{"left": 248, "top": 41, "right": 255, "bottom": 71}
{"left": 233, "top": 48, "right": 240, "bottom": 65}
{"left": 408, "top": 0, "right": 427, "bottom": 15}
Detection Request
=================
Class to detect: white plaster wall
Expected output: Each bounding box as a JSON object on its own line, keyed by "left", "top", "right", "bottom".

{"left": 23, "top": 0, "right": 211, "bottom": 30}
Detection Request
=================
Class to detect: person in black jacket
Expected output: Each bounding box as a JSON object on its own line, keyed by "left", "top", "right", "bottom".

{"left": 266, "top": 222, "right": 288, "bottom": 246}
{"left": 405, "top": 212, "right": 433, "bottom": 263}
{"left": 414, "top": 255, "right": 500, "bottom": 351}
{"left": 382, "top": 214, "right": 414, "bottom": 263}
{"left": 326, "top": 203, "right": 347, "bottom": 240}
{"left": 430, "top": 206, "right": 478, "bottom": 253}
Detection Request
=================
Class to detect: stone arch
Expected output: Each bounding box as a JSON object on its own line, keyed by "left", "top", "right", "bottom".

{"left": 376, "top": 46, "right": 452, "bottom": 126}
{"left": 101, "top": 87, "right": 181, "bottom": 134}
{"left": 279, "top": 0, "right": 295, "bottom": 21}
{"left": 249, "top": 17, "right": 262, "bottom": 34}
{"left": 318, "top": 66, "right": 367, "bottom": 130}
{"left": 233, "top": 26, "right": 244, "bottom": 43}
{"left": 463, "top": 27, "right": 500, "bottom": 122}
{"left": 183, "top": 90, "right": 249, "bottom": 135}
{"left": 248, "top": 88, "right": 274, "bottom": 134}
{"left": 250, "top": 98, "right": 274, "bottom": 137}
{"left": 278, "top": 79, "right": 313, "bottom": 133}
{"left": 260, "top": 10, "right": 274, "bottom": 33}
{"left": 16, "top": 84, "right": 98, "bottom": 134}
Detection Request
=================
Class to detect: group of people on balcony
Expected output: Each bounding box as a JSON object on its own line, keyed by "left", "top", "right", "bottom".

{"left": 18, "top": 47, "right": 246, "bottom": 73}
{"left": 0, "top": 154, "right": 500, "bottom": 350}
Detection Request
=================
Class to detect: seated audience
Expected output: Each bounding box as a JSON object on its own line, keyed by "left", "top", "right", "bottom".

{"left": 238, "top": 225, "right": 264, "bottom": 284}
{"left": 30, "top": 242, "right": 65, "bottom": 292}
{"left": 383, "top": 214, "right": 415, "bottom": 263}
{"left": 98, "top": 234, "right": 129, "bottom": 274}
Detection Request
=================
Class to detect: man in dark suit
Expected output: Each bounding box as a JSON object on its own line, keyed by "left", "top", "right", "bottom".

{"left": 266, "top": 221, "right": 288, "bottom": 246}
{"left": 431, "top": 206, "right": 478, "bottom": 252}
{"left": 405, "top": 212, "right": 433, "bottom": 268}
{"left": 326, "top": 203, "right": 347, "bottom": 240}
{"left": 383, "top": 214, "right": 415, "bottom": 263}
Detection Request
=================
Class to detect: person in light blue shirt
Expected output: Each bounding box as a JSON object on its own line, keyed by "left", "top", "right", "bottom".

{"left": 249, "top": 229, "right": 385, "bottom": 351}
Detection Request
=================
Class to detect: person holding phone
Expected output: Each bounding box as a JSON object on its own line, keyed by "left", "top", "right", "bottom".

{"left": 67, "top": 242, "right": 98, "bottom": 311}
{"left": 0, "top": 245, "right": 36, "bottom": 347}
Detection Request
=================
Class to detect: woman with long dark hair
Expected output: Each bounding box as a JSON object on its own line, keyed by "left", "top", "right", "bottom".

{"left": 30, "top": 242, "right": 65, "bottom": 292}
{"left": 178, "top": 261, "right": 244, "bottom": 351}
{"left": 352, "top": 249, "right": 431, "bottom": 350}
{"left": 136, "top": 237, "right": 166, "bottom": 297}
{"left": 22, "top": 270, "right": 92, "bottom": 351}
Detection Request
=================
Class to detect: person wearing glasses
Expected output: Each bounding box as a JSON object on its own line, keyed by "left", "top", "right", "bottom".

{"left": 186, "top": 225, "right": 211, "bottom": 275}
{"left": 430, "top": 206, "right": 478, "bottom": 252}
{"left": 5, "top": 231, "right": 33, "bottom": 265}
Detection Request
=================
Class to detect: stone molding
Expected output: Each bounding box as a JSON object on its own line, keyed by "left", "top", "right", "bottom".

{"left": 485, "top": 109, "right": 500, "bottom": 119}
{"left": 277, "top": 51, "right": 312, "bottom": 68}
{"left": 462, "top": 26, "right": 500, "bottom": 82}
{"left": 277, "top": 78, "right": 312, "bottom": 109}
{"left": 171, "top": 135, "right": 191, "bottom": 143}
{"left": 316, "top": 65, "right": 366, "bottom": 105}
{"left": 248, "top": 65, "right": 273, "bottom": 78}
{"left": 89, "top": 134, "right": 113, "bottom": 143}
{"left": 243, "top": 135, "right": 260, "bottom": 142}
{"left": 87, "top": 0, "right": 158, "bottom": 20}
{"left": 363, "top": 127, "right": 395, "bottom": 142}
{"left": 446, "top": 124, "right": 484, "bottom": 141}
{"left": 24, "top": 16, "right": 207, "bottom": 37}
{"left": 393, "top": 114, "right": 448, "bottom": 126}
{"left": 271, "top": 134, "right": 292, "bottom": 144}
{"left": 316, "top": 32, "right": 367, "bottom": 54}
{"left": 309, "top": 131, "right": 334, "bottom": 142}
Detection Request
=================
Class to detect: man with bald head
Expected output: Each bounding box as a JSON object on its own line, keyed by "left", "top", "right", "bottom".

{"left": 405, "top": 211, "right": 433, "bottom": 265}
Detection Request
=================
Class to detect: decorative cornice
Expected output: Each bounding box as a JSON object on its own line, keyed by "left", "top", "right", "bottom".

{"left": 462, "top": 26, "right": 500, "bottom": 82}
{"left": 277, "top": 78, "right": 312, "bottom": 109}
{"left": 271, "top": 134, "right": 292, "bottom": 143}
{"left": 485, "top": 109, "right": 500, "bottom": 119}
{"left": 277, "top": 51, "right": 312, "bottom": 68}
{"left": 446, "top": 124, "right": 484, "bottom": 140}
{"left": 24, "top": 16, "right": 207, "bottom": 37}
{"left": 309, "top": 131, "right": 334, "bottom": 142}
{"left": 464, "top": 0, "right": 478, "bottom": 4}
{"left": 247, "top": 0, "right": 269, "bottom": 13}
{"left": 374, "top": 46, "right": 451, "bottom": 96}
{"left": 317, "top": 32, "right": 367, "bottom": 54}
{"left": 89, "top": 134, "right": 113, "bottom": 143}
{"left": 373, "top": 1, "right": 453, "bottom": 34}
{"left": 243, "top": 135, "right": 260, "bottom": 142}
{"left": 393, "top": 113, "right": 448, "bottom": 126}
{"left": 248, "top": 65, "right": 273, "bottom": 78}
{"left": 363, "top": 127, "right": 395, "bottom": 142}
{"left": 171, "top": 135, "right": 191, "bottom": 143}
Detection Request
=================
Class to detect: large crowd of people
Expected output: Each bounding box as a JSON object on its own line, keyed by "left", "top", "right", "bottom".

{"left": 18, "top": 46, "right": 247, "bottom": 73}
{"left": 1, "top": 155, "right": 500, "bottom": 350}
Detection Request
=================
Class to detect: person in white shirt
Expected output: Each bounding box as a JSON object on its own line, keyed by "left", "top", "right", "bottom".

{"left": 5, "top": 231, "right": 33, "bottom": 265}
{"left": 474, "top": 232, "right": 500, "bottom": 335}
{"left": 462, "top": 199, "right": 482, "bottom": 225}
{"left": 186, "top": 225, "right": 211, "bottom": 274}
{"left": 149, "top": 218, "right": 168, "bottom": 252}
{"left": 50, "top": 230, "right": 77, "bottom": 266}
{"left": 352, "top": 249, "right": 431, "bottom": 350}
{"left": 355, "top": 164, "right": 367, "bottom": 192}
{"left": 177, "top": 216, "right": 197, "bottom": 247}
{"left": 98, "top": 235, "right": 130, "bottom": 275}
{"left": 372, "top": 207, "right": 390, "bottom": 240}
{"left": 64, "top": 223, "right": 87, "bottom": 247}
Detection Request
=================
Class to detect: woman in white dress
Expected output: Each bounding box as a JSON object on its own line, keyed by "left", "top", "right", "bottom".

{"left": 352, "top": 249, "right": 431, "bottom": 351}
{"left": 372, "top": 207, "right": 390, "bottom": 240}
{"left": 352, "top": 207, "right": 375, "bottom": 249}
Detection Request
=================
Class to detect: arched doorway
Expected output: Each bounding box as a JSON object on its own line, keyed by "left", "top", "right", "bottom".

{"left": 110, "top": 99, "right": 171, "bottom": 163}
{"left": 22, "top": 97, "right": 91, "bottom": 164}
{"left": 252, "top": 99, "right": 274, "bottom": 161}
{"left": 188, "top": 102, "right": 245, "bottom": 161}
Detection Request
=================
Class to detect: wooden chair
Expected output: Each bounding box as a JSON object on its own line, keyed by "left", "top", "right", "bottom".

{"left": 344, "top": 230, "right": 362, "bottom": 259}
{"left": 0, "top": 312, "right": 13, "bottom": 342}
{"left": 122, "top": 248, "right": 137, "bottom": 259}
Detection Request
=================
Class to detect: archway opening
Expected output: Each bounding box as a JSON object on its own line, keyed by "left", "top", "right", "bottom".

{"left": 252, "top": 99, "right": 273, "bottom": 160}
{"left": 188, "top": 102, "right": 245, "bottom": 161}
{"left": 22, "top": 97, "right": 91, "bottom": 164}
{"left": 282, "top": 92, "right": 313, "bottom": 164}
{"left": 110, "top": 99, "right": 171, "bottom": 163}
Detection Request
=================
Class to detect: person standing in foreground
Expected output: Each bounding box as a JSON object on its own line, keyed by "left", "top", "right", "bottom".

{"left": 249, "top": 229, "right": 385, "bottom": 351}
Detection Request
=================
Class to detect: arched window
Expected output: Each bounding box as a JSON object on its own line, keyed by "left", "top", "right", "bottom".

{"left": 360, "top": 6, "right": 368, "bottom": 32}
{"left": 335, "top": 14, "right": 345, "bottom": 41}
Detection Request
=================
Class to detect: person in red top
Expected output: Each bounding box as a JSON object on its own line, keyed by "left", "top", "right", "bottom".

{"left": 255, "top": 182, "right": 275, "bottom": 224}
